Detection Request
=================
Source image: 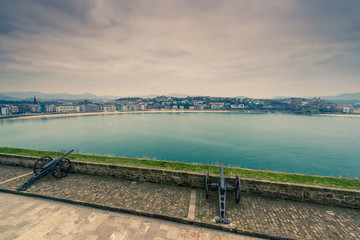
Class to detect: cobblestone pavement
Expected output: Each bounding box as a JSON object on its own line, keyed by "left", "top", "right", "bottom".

{"left": 1, "top": 165, "right": 360, "bottom": 239}
{"left": 196, "top": 190, "right": 360, "bottom": 239}
{"left": 0, "top": 193, "right": 259, "bottom": 240}
{"left": 0, "top": 166, "right": 31, "bottom": 182}
{"left": 1, "top": 171, "right": 190, "bottom": 219}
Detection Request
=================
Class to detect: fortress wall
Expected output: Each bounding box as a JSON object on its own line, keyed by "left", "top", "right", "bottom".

{"left": 1, "top": 153, "right": 359, "bottom": 209}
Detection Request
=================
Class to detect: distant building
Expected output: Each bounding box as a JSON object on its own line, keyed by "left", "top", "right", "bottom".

{"left": 45, "top": 104, "right": 56, "bottom": 112}
{"left": 85, "top": 104, "right": 100, "bottom": 112}
{"left": 103, "top": 105, "right": 116, "bottom": 112}
{"left": 30, "top": 104, "right": 41, "bottom": 113}
{"left": 210, "top": 103, "right": 224, "bottom": 109}
{"left": 1, "top": 107, "right": 9, "bottom": 115}
{"left": 10, "top": 105, "right": 19, "bottom": 114}
{"left": 231, "top": 104, "right": 245, "bottom": 109}
{"left": 55, "top": 106, "right": 80, "bottom": 113}
{"left": 353, "top": 107, "right": 360, "bottom": 114}
{"left": 343, "top": 107, "right": 353, "bottom": 113}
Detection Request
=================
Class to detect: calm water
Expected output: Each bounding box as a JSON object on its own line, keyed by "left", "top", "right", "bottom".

{"left": 1, "top": 113, "right": 359, "bottom": 178}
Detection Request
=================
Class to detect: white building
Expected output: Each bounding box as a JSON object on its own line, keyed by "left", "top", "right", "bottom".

{"left": 103, "top": 105, "right": 116, "bottom": 112}
{"left": 1, "top": 107, "right": 9, "bottom": 115}
{"left": 55, "top": 106, "right": 80, "bottom": 113}
{"left": 45, "top": 104, "right": 56, "bottom": 112}
{"left": 343, "top": 107, "right": 352, "bottom": 113}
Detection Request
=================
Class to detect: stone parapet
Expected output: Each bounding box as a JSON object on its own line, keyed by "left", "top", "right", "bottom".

{"left": 0, "top": 153, "right": 359, "bottom": 209}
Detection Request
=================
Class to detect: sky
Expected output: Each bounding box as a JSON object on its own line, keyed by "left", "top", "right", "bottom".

{"left": 0, "top": 0, "right": 359, "bottom": 98}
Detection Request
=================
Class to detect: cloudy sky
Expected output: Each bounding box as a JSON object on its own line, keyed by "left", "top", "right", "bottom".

{"left": 0, "top": 0, "right": 359, "bottom": 98}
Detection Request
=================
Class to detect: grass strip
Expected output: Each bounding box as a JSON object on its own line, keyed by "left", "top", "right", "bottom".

{"left": 0, "top": 147, "right": 359, "bottom": 190}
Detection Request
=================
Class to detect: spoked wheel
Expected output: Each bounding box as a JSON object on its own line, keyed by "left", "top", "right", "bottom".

{"left": 34, "top": 156, "right": 53, "bottom": 174}
{"left": 205, "top": 172, "right": 210, "bottom": 199}
{"left": 52, "top": 158, "right": 71, "bottom": 179}
{"left": 235, "top": 176, "right": 241, "bottom": 203}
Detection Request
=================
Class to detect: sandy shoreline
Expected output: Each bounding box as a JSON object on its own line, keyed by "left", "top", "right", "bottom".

{"left": 3, "top": 110, "right": 236, "bottom": 120}
{"left": 2, "top": 110, "right": 360, "bottom": 120}
{"left": 317, "top": 113, "right": 360, "bottom": 118}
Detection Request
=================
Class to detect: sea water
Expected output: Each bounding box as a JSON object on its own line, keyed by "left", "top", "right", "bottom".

{"left": 1, "top": 112, "right": 359, "bottom": 178}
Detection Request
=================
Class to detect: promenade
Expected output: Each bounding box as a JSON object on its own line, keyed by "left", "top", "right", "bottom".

{"left": 0, "top": 165, "right": 359, "bottom": 239}
{"left": 0, "top": 193, "right": 258, "bottom": 240}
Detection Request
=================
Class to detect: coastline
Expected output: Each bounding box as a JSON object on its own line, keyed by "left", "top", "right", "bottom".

{"left": 1, "top": 110, "right": 360, "bottom": 120}
{"left": 317, "top": 113, "right": 360, "bottom": 118}
{"left": 1, "top": 110, "right": 261, "bottom": 120}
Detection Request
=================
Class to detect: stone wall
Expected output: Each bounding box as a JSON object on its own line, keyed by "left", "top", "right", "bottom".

{"left": 1, "top": 153, "right": 359, "bottom": 209}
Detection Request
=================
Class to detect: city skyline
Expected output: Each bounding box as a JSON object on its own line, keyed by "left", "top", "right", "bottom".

{"left": 1, "top": 1, "right": 360, "bottom": 98}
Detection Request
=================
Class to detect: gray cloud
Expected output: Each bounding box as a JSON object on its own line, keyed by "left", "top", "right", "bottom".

{"left": 0, "top": 0, "right": 359, "bottom": 98}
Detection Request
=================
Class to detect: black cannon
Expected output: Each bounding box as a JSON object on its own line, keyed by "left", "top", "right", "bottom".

{"left": 205, "top": 162, "right": 241, "bottom": 224}
{"left": 17, "top": 149, "right": 74, "bottom": 191}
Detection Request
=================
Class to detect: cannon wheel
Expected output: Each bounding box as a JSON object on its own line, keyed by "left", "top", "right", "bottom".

{"left": 205, "top": 172, "right": 209, "bottom": 199}
{"left": 52, "top": 158, "right": 71, "bottom": 179}
{"left": 235, "top": 176, "right": 241, "bottom": 203}
{"left": 34, "top": 156, "right": 53, "bottom": 174}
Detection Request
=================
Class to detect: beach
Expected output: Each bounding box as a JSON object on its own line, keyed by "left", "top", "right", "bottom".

{"left": 2, "top": 110, "right": 360, "bottom": 120}
{"left": 318, "top": 113, "right": 360, "bottom": 118}
{"left": 4, "top": 110, "right": 237, "bottom": 120}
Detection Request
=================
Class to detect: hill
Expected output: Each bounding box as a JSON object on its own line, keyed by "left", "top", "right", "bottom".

{"left": 323, "top": 92, "right": 360, "bottom": 100}
{"left": 0, "top": 92, "right": 120, "bottom": 101}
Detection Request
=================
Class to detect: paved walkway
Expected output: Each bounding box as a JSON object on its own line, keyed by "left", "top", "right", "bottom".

{"left": 0, "top": 193, "right": 258, "bottom": 240}
{"left": 1, "top": 165, "right": 360, "bottom": 239}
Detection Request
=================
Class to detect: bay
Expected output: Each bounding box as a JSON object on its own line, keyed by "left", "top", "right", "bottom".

{"left": 1, "top": 112, "right": 359, "bottom": 178}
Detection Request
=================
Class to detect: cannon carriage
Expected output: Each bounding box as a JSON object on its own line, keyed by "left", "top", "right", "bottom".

{"left": 205, "top": 162, "right": 241, "bottom": 224}
{"left": 17, "top": 149, "right": 74, "bottom": 191}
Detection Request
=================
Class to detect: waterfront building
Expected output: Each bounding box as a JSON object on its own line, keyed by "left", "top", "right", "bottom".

{"left": 210, "top": 103, "right": 224, "bottom": 109}
{"left": 343, "top": 107, "right": 353, "bottom": 113}
{"left": 45, "top": 104, "right": 56, "bottom": 112}
{"left": 103, "top": 105, "right": 116, "bottom": 112}
{"left": 85, "top": 104, "right": 100, "bottom": 112}
{"left": 10, "top": 105, "right": 19, "bottom": 114}
{"left": 353, "top": 107, "right": 360, "bottom": 113}
{"left": 55, "top": 105, "right": 80, "bottom": 113}
{"left": 1, "top": 107, "right": 9, "bottom": 115}
{"left": 30, "top": 104, "right": 41, "bottom": 113}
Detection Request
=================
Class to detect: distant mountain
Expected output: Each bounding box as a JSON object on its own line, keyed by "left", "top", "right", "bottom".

{"left": 271, "top": 96, "right": 288, "bottom": 100}
{"left": 139, "top": 93, "right": 192, "bottom": 99}
{"left": 322, "top": 92, "right": 360, "bottom": 100}
{"left": 139, "top": 94, "right": 159, "bottom": 99}
{"left": 0, "top": 93, "right": 15, "bottom": 101}
{"left": 236, "top": 95, "right": 248, "bottom": 99}
{"left": 0, "top": 92, "right": 120, "bottom": 101}
{"left": 167, "top": 93, "right": 192, "bottom": 98}
{"left": 321, "top": 92, "right": 360, "bottom": 105}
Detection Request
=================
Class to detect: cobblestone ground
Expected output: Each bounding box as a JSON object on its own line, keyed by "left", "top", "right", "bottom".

{"left": 1, "top": 171, "right": 190, "bottom": 219}
{"left": 1, "top": 165, "right": 360, "bottom": 240}
{"left": 0, "top": 166, "right": 31, "bottom": 182}
{"left": 196, "top": 190, "right": 360, "bottom": 239}
{"left": 0, "top": 193, "right": 259, "bottom": 240}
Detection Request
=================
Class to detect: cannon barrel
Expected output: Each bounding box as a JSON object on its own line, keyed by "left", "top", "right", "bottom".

{"left": 42, "top": 149, "right": 74, "bottom": 169}
{"left": 57, "top": 149, "right": 74, "bottom": 159}
{"left": 219, "top": 162, "right": 225, "bottom": 189}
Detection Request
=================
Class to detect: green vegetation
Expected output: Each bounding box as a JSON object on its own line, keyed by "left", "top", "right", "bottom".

{"left": 0, "top": 147, "right": 359, "bottom": 190}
